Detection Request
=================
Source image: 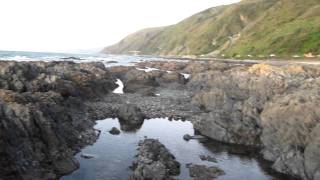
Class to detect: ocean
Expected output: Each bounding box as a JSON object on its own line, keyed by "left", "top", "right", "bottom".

{"left": 0, "top": 50, "right": 164, "bottom": 67}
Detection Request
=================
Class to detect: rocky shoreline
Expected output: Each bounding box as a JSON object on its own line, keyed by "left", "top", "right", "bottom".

{"left": 0, "top": 59, "right": 319, "bottom": 180}
{"left": 0, "top": 61, "right": 118, "bottom": 180}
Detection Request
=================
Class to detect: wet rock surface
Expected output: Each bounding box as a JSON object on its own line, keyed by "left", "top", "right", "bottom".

{"left": 120, "top": 60, "right": 320, "bottom": 180}
{"left": 187, "top": 164, "right": 225, "bottom": 180}
{"left": 109, "top": 127, "right": 121, "bottom": 135}
{"left": 1, "top": 59, "right": 320, "bottom": 180}
{"left": 131, "top": 139, "right": 180, "bottom": 180}
{"left": 117, "top": 104, "right": 145, "bottom": 131}
{"left": 0, "top": 61, "right": 116, "bottom": 180}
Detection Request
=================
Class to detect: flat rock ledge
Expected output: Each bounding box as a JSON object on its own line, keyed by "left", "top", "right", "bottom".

{"left": 130, "top": 139, "right": 180, "bottom": 180}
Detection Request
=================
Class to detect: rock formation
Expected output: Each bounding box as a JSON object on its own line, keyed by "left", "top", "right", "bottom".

{"left": 131, "top": 139, "right": 180, "bottom": 180}
{"left": 1, "top": 59, "right": 320, "bottom": 180}
{"left": 0, "top": 61, "right": 116, "bottom": 180}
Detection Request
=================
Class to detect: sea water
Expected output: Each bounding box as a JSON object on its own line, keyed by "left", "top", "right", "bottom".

{"left": 62, "top": 118, "right": 292, "bottom": 180}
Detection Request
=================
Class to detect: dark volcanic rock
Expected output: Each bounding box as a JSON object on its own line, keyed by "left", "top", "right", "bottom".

{"left": 117, "top": 104, "right": 145, "bottom": 131}
{"left": 2, "top": 59, "right": 319, "bottom": 180}
{"left": 0, "top": 61, "right": 116, "bottom": 180}
{"left": 131, "top": 139, "right": 180, "bottom": 180}
{"left": 187, "top": 164, "right": 225, "bottom": 180}
{"left": 183, "top": 134, "right": 192, "bottom": 141}
{"left": 109, "top": 127, "right": 121, "bottom": 135}
{"left": 107, "top": 60, "right": 320, "bottom": 180}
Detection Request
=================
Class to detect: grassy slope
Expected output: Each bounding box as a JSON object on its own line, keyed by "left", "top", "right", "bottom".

{"left": 102, "top": 0, "right": 320, "bottom": 57}
{"left": 226, "top": 0, "right": 320, "bottom": 56}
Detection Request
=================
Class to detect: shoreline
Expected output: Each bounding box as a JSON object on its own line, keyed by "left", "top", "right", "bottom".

{"left": 0, "top": 59, "right": 319, "bottom": 180}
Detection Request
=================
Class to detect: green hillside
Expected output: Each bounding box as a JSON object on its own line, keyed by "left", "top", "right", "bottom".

{"left": 102, "top": 0, "right": 320, "bottom": 57}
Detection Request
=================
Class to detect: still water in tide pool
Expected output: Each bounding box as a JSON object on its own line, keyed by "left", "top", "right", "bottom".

{"left": 62, "top": 118, "right": 291, "bottom": 180}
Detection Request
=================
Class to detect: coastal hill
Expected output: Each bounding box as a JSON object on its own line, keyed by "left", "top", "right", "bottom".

{"left": 102, "top": 0, "right": 320, "bottom": 57}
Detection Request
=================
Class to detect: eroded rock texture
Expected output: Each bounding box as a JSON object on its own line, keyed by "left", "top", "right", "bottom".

{"left": 131, "top": 139, "right": 180, "bottom": 180}
{"left": 188, "top": 63, "right": 320, "bottom": 180}
{"left": 0, "top": 61, "right": 116, "bottom": 180}
{"left": 135, "top": 60, "right": 320, "bottom": 180}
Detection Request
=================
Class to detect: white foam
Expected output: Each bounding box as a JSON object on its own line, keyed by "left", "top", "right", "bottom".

{"left": 113, "top": 79, "right": 124, "bottom": 94}
{"left": 136, "top": 67, "right": 159, "bottom": 72}
{"left": 1, "top": 55, "right": 33, "bottom": 61}
{"left": 180, "top": 73, "right": 191, "bottom": 79}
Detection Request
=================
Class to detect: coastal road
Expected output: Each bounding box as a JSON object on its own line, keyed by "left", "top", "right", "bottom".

{"left": 161, "top": 56, "right": 320, "bottom": 66}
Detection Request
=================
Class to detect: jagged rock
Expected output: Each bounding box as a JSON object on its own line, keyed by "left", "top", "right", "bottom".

{"left": 0, "top": 61, "right": 116, "bottom": 180}
{"left": 188, "top": 62, "right": 320, "bottom": 179}
{"left": 131, "top": 139, "right": 180, "bottom": 180}
{"left": 260, "top": 90, "right": 320, "bottom": 179}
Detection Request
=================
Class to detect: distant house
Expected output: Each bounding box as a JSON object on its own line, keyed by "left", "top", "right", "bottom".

{"left": 269, "top": 54, "right": 276, "bottom": 57}
{"left": 292, "top": 55, "right": 300, "bottom": 58}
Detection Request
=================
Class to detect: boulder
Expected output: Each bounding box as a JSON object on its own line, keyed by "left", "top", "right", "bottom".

{"left": 109, "top": 127, "right": 121, "bottom": 135}
{"left": 117, "top": 104, "right": 145, "bottom": 131}
{"left": 131, "top": 139, "right": 180, "bottom": 180}
{"left": 183, "top": 134, "right": 192, "bottom": 141}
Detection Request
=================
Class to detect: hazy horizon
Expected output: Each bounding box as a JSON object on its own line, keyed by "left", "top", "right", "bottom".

{"left": 0, "top": 0, "right": 239, "bottom": 53}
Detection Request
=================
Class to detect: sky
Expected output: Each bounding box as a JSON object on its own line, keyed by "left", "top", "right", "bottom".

{"left": 0, "top": 0, "right": 240, "bottom": 52}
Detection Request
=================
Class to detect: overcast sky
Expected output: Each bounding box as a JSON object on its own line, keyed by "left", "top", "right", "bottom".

{"left": 0, "top": 0, "right": 240, "bottom": 52}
